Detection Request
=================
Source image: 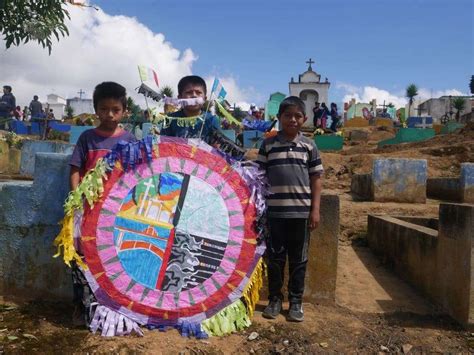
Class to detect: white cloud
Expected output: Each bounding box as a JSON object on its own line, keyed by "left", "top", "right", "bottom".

{"left": 2, "top": 5, "right": 195, "bottom": 108}
{"left": 204, "top": 76, "right": 262, "bottom": 111}
{"left": 1, "top": 5, "right": 262, "bottom": 114}
{"left": 337, "top": 82, "right": 467, "bottom": 109}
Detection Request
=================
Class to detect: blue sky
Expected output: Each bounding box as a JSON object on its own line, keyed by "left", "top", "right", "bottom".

{"left": 92, "top": 0, "right": 473, "bottom": 105}
{"left": 4, "top": 0, "right": 472, "bottom": 108}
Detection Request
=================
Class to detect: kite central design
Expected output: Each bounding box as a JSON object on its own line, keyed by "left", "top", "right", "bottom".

{"left": 68, "top": 140, "right": 265, "bottom": 336}
{"left": 113, "top": 172, "right": 230, "bottom": 292}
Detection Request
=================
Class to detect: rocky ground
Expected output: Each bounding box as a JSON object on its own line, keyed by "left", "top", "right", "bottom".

{"left": 1, "top": 124, "right": 473, "bottom": 353}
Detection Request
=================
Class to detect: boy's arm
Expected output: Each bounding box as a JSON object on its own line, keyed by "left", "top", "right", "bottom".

{"left": 70, "top": 166, "right": 81, "bottom": 191}
{"left": 309, "top": 174, "right": 322, "bottom": 230}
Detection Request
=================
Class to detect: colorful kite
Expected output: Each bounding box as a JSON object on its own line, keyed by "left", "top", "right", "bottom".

{"left": 54, "top": 136, "right": 267, "bottom": 338}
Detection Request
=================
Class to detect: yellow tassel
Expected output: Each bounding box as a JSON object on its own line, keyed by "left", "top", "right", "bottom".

{"left": 53, "top": 213, "right": 88, "bottom": 270}
{"left": 241, "top": 258, "right": 266, "bottom": 318}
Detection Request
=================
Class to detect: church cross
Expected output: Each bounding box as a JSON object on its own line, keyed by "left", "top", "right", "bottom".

{"left": 306, "top": 58, "right": 315, "bottom": 71}
{"left": 77, "top": 89, "right": 85, "bottom": 99}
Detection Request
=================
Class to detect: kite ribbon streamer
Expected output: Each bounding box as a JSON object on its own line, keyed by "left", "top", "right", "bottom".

{"left": 215, "top": 100, "right": 242, "bottom": 126}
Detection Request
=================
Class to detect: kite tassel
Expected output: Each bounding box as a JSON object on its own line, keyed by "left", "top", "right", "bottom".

{"left": 201, "top": 300, "right": 251, "bottom": 337}
{"left": 89, "top": 303, "right": 144, "bottom": 337}
{"left": 242, "top": 258, "right": 266, "bottom": 317}
{"left": 52, "top": 213, "right": 87, "bottom": 269}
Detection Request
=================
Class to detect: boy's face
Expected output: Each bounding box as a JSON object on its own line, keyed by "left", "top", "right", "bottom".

{"left": 179, "top": 83, "right": 206, "bottom": 113}
{"left": 96, "top": 98, "right": 126, "bottom": 130}
{"left": 278, "top": 105, "right": 307, "bottom": 137}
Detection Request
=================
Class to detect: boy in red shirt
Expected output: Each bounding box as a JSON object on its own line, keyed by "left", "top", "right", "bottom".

{"left": 69, "top": 81, "right": 135, "bottom": 326}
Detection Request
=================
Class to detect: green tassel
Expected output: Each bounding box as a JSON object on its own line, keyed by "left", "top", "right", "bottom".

{"left": 201, "top": 300, "right": 251, "bottom": 337}
{"left": 64, "top": 159, "right": 108, "bottom": 213}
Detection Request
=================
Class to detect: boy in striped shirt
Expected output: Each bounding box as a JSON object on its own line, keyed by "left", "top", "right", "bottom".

{"left": 257, "top": 96, "right": 323, "bottom": 322}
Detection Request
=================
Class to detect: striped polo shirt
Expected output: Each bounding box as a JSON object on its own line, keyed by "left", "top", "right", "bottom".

{"left": 257, "top": 131, "right": 324, "bottom": 218}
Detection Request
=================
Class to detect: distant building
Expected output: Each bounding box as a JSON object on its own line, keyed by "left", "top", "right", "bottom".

{"left": 416, "top": 96, "right": 472, "bottom": 122}
{"left": 46, "top": 94, "right": 67, "bottom": 118}
{"left": 67, "top": 97, "right": 94, "bottom": 115}
{"left": 289, "top": 59, "right": 330, "bottom": 126}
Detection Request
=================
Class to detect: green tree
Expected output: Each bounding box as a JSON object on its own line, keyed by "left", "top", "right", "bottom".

{"left": 65, "top": 105, "right": 74, "bottom": 119}
{"left": 126, "top": 97, "right": 142, "bottom": 121}
{"left": 452, "top": 97, "right": 466, "bottom": 122}
{"left": 470, "top": 75, "right": 474, "bottom": 95}
{"left": 160, "top": 86, "right": 174, "bottom": 98}
{"left": 406, "top": 84, "right": 418, "bottom": 117}
{"left": 1, "top": 0, "right": 70, "bottom": 53}
{"left": 233, "top": 107, "right": 247, "bottom": 120}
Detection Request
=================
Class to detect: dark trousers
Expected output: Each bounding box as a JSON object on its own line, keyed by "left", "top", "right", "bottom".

{"left": 267, "top": 218, "right": 310, "bottom": 304}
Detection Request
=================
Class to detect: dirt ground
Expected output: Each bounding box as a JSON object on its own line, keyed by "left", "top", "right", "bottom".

{"left": 1, "top": 124, "right": 474, "bottom": 353}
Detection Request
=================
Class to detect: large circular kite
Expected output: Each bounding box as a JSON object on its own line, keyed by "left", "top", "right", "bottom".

{"left": 55, "top": 137, "right": 266, "bottom": 338}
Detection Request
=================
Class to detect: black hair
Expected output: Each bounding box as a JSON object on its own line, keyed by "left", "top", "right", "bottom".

{"left": 33, "top": 95, "right": 38, "bottom": 100}
{"left": 331, "top": 102, "right": 337, "bottom": 108}
{"left": 3, "top": 85, "right": 12, "bottom": 92}
{"left": 93, "top": 81, "right": 127, "bottom": 111}
{"left": 177, "top": 75, "right": 207, "bottom": 96}
{"left": 278, "top": 96, "right": 306, "bottom": 116}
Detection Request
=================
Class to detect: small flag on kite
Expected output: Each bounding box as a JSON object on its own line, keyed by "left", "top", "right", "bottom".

{"left": 211, "top": 78, "right": 227, "bottom": 100}
{"left": 138, "top": 65, "right": 160, "bottom": 88}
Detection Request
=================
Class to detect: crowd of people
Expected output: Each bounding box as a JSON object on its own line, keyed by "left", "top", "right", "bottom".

{"left": 312, "top": 101, "right": 340, "bottom": 131}
{"left": 0, "top": 85, "right": 55, "bottom": 123}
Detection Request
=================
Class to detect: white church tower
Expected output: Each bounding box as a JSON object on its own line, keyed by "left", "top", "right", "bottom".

{"left": 289, "top": 58, "right": 330, "bottom": 127}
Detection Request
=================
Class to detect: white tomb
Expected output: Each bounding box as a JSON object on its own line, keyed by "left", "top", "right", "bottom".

{"left": 289, "top": 59, "right": 330, "bottom": 127}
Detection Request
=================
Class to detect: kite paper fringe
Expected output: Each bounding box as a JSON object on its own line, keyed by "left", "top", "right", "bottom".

{"left": 178, "top": 320, "right": 209, "bottom": 339}
{"left": 104, "top": 136, "right": 154, "bottom": 172}
{"left": 89, "top": 303, "right": 144, "bottom": 337}
{"left": 163, "top": 97, "right": 205, "bottom": 108}
{"left": 242, "top": 258, "right": 266, "bottom": 318}
{"left": 64, "top": 159, "right": 108, "bottom": 212}
{"left": 53, "top": 213, "right": 87, "bottom": 269}
{"left": 201, "top": 300, "right": 251, "bottom": 337}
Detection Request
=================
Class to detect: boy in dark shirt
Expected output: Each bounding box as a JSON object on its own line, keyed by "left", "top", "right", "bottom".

{"left": 257, "top": 96, "right": 323, "bottom": 322}
{"left": 69, "top": 81, "right": 135, "bottom": 325}
{"left": 160, "top": 75, "right": 220, "bottom": 143}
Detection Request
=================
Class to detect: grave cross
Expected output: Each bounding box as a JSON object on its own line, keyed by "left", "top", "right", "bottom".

{"left": 77, "top": 89, "right": 85, "bottom": 99}
{"left": 306, "top": 58, "right": 315, "bottom": 71}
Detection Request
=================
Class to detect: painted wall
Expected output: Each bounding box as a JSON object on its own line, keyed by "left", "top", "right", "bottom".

{"left": 20, "top": 140, "right": 74, "bottom": 177}
{"left": 372, "top": 158, "right": 427, "bottom": 203}
{"left": 0, "top": 153, "right": 72, "bottom": 300}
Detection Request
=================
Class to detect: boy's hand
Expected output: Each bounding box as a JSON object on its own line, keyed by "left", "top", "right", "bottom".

{"left": 309, "top": 209, "right": 320, "bottom": 230}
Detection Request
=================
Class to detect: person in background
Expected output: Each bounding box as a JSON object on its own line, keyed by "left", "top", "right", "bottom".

{"left": 29, "top": 95, "right": 43, "bottom": 119}
{"left": 329, "top": 102, "right": 339, "bottom": 132}
{"left": 319, "top": 103, "right": 330, "bottom": 129}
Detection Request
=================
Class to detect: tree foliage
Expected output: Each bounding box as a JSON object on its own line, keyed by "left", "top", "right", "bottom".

{"left": 470, "top": 75, "right": 474, "bottom": 95}
{"left": 160, "top": 86, "right": 174, "bottom": 98}
{"left": 406, "top": 84, "right": 418, "bottom": 117}
{"left": 452, "top": 97, "right": 466, "bottom": 121}
{"left": 0, "top": 0, "right": 72, "bottom": 54}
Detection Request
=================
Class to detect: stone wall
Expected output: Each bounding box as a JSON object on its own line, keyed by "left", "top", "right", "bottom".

{"left": 0, "top": 153, "right": 72, "bottom": 300}
{"left": 427, "top": 163, "right": 474, "bottom": 203}
{"left": 0, "top": 141, "right": 21, "bottom": 175}
{"left": 372, "top": 158, "right": 427, "bottom": 203}
{"left": 20, "top": 140, "right": 74, "bottom": 177}
{"left": 368, "top": 203, "right": 474, "bottom": 328}
{"left": 350, "top": 173, "right": 373, "bottom": 200}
